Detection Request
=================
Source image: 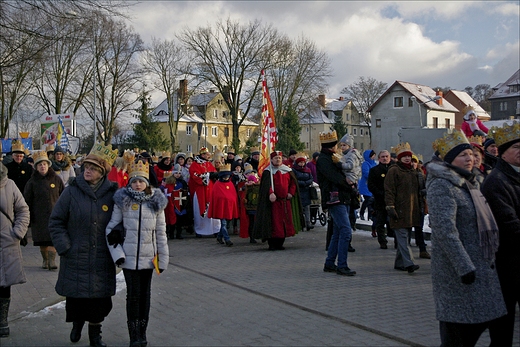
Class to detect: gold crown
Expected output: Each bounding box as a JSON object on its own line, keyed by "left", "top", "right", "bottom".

{"left": 392, "top": 142, "right": 412, "bottom": 156}
{"left": 489, "top": 122, "right": 520, "bottom": 148}
{"left": 32, "top": 151, "right": 50, "bottom": 165}
{"left": 161, "top": 151, "right": 171, "bottom": 158}
{"left": 227, "top": 148, "right": 235, "bottom": 154}
{"left": 467, "top": 135, "right": 484, "bottom": 145}
{"left": 220, "top": 163, "right": 232, "bottom": 172}
{"left": 152, "top": 155, "right": 159, "bottom": 163}
{"left": 46, "top": 145, "right": 55, "bottom": 153}
{"left": 199, "top": 147, "right": 209, "bottom": 154}
{"left": 163, "top": 171, "right": 173, "bottom": 178}
{"left": 250, "top": 146, "right": 259, "bottom": 153}
{"left": 89, "top": 142, "right": 118, "bottom": 167}
{"left": 319, "top": 130, "right": 338, "bottom": 144}
{"left": 128, "top": 159, "right": 149, "bottom": 180}
{"left": 432, "top": 129, "right": 469, "bottom": 158}
{"left": 123, "top": 149, "right": 135, "bottom": 163}
{"left": 11, "top": 140, "right": 25, "bottom": 153}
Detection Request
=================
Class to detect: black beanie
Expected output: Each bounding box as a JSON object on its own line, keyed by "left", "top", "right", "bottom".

{"left": 321, "top": 141, "right": 337, "bottom": 149}
{"left": 498, "top": 138, "right": 520, "bottom": 155}
{"left": 443, "top": 143, "right": 472, "bottom": 164}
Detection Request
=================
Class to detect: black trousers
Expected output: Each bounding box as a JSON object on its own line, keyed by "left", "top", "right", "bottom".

{"left": 0, "top": 286, "right": 10, "bottom": 299}
{"left": 123, "top": 269, "right": 153, "bottom": 321}
{"left": 439, "top": 321, "right": 488, "bottom": 347}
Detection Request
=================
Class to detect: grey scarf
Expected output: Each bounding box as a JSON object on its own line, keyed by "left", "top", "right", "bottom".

{"left": 465, "top": 182, "right": 500, "bottom": 263}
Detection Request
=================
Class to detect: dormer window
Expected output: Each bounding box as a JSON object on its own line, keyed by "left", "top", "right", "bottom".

{"left": 509, "top": 84, "right": 519, "bottom": 93}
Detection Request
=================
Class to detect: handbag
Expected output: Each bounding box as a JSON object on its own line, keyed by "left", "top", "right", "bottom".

{"left": 0, "top": 206, "right": 28, "bottom": 246}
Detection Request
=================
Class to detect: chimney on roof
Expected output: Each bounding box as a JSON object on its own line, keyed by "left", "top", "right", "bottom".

{"left": 209, "top": 89, "right": 215, "bottom": 93}
{"left": 338, "top": 96, "right": 344, "bottom": 101}
{"left": 178, "top": 79, "right": 188, "bottom": 112}
{"left": 436, "top": 89, "right": 443, "bottom": 106}
{"left": 318, "top": 94, "right": 326, "bottom": 108}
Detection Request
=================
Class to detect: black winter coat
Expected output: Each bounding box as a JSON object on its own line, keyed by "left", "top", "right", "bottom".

{"left": 293, "top": 167, "right": 313, "bottom": 207}
{"left": 316, "top": 148, "right": 351, "bottom": 209}
{"left": 367, "top": 162, "right": 392, "bottom": 211}
{"left": 49, "top": 175, "right": 118, "bottom": 298}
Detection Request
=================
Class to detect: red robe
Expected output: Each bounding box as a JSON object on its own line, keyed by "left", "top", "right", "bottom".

{"left": 207, "top": 180, "right": 239, "bottom": 220}
{"left": 107, "top": 167, "right": 128, "bottom": 188}
{"left": 188, "top": 157, "right": 217, "bottom": 216}
{"left": 270, "top": 168, "right": 297, "bottom": 238}
{"left": 162, "top": 183, "right": 177, "bottom": 226}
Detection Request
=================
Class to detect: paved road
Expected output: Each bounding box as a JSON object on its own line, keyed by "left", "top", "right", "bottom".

{"left": 3, "top": 221, "right": 518, "bottom": 347}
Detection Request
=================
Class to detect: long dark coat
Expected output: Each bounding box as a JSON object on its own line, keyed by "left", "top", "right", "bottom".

{"left": 316, "top": 147, "right": 352, "bottom": 209}
{"left": 367, "top": 162, "right": 392, "bottom": 211}
{"left": 24, "top": 168, "right": 64, "bottom": 244}
{"left": 6, "top": 160, "right": 33, "bottom": 193}
{"left": 293, "top": 166, "right": 313, "bottom": 207}
{"left": 426, "top": 161, "right": 506, "bottom": 323}
{"left": 49, "top": 175, "right": 118, "bottom": 298}
{"left": 384, "top": 162, "right": 422, "bottom": 229}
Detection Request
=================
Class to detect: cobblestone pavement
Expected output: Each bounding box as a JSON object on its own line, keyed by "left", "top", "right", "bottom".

{"left": 3, "top": 221, "right": 518, "bottom": 347}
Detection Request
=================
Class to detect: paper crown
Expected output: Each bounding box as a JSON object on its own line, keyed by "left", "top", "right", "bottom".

{"left": 489, "top": 122, "right": 520, "bottom": 148}
{"left": 220, "top": 163, "right": 232, "bottom": 172}
{"left": 319, "top": 130, "right": 338, "bottom": 144}
{"left": 226, "top": 148, "right": 235, "bottom": 155}
{"left": 89, "top": 142, "right": 118, "bottom": 167}
{"left": 46, "top": 145, "right": 55, "bottom": 153}
{"left": 467, "top": 135, "right": 484, "bottom": 145}
{"left": 199, "top": 147, "right": 209, "bottom": 154}
{"left": 185, "top": 151, "right": 193, "bottom": 159}
{"left": 32, "top": 151, "right": 51, "bottom": 165}
{"left": 163, "top": 171, "right": 173, "bottom": 178}
{"left": 250, "top": 146, "right": 260, "bottom": 154}
{"left": 392, "top": 142, "right": 412, "bottom": 156}
{"left": 123, "top": 150, "right": 135, "bottom": 164}
{"left": 432, "top": 130, "right": 470, "bottom": 158}
{"left": 213, "top": 150, "right": 224, "bottom": 159}
{"left": 11, "top": 140, "right": 25, "bottom": 153}
{"left": 161, "top": 151, "right": 171, "bottom": 158}
{"left": 152, "top": 155, "right": 159, "bottom": 163}
{"left": 128, "top": 159, "right": 149, "bottom": 180}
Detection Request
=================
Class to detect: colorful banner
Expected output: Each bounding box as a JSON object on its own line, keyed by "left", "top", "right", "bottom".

{"left": 258, "top": 70, "right": 278, "bottom": 177}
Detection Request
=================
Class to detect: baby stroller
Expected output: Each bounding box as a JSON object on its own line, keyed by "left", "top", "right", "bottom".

{"left": 309, "top": 182, "right": 327, "bottom": 226}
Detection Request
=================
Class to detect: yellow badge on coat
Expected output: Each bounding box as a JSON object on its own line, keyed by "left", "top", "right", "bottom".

{"left": 131, "top": 204, "right": 139, "bottom": 210}
{"left": 102, "top": 205, "right": 109, "bottom": 212}
{"left": 21, "top": 170, "right": 25, "bottom": 174}
{"left": 381, "top": 174, "right": 385, "bottom": 178}
{"left": 50, "top": 183, "right": 56, "bottom": 188}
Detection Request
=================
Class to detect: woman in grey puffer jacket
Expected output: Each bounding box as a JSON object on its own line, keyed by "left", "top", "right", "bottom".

{"left": 426, "top": 133, "right": 506, "bottom": 346}
{"left": 105, "top": 160, "right": 168, "bottom": 347}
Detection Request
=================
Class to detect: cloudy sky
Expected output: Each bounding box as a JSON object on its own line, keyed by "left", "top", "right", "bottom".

{"left": 123, "top": 1, "right": 519, "bottom": 102}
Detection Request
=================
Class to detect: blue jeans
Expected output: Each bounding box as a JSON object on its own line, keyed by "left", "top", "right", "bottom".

{"left": 325, "top": 204, "right": 352, "bottom": 269}
{"left": 217, "top": 219, "right": 231, "bottom": 242}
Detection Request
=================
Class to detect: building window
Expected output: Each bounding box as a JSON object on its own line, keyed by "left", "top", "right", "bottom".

{"left": 224, "top": 127, "right": 229, "bottom": 137}
{"left": 360, "top": 142, "right": 364, "bottom": 150}
{"left": 186, "top": 125, "right": 192, "bottom": 136}
{"left": 504, "top": 102, "right": 507, "bottom": 111}
{"left": 376, "top": 119, "right": 381, "bottom": 128}
{"left": 247, "top": 128, "right": 251, "bottom": 137}
{"left": 346, "top": 114, "right": 349, "bottom": 121}
{"left": 212, "top": 145, "right": 217, "bottom": 152}
{"left": 360, "top": 129, "right": 364, "bottom": 136}
{"left": 353, "top": 128, "right": 357, "bottom": 136}
{"left": 433, "top": 117, "right": 438, "bottom": 128}
{"left": 306, "top": 142, "right": 309, "bottom": 149}
{"left": 408, "top": 98, "right": 414, "bottom": 107}
{"left": 445, "top": 119, "right": 450, "bottom": 129}
{"left": 394, "top": 97, "right": 403, "bottom": 108}
{"left": 187, "top": 144, "right": 192, "bottom": 152}
{"left": 211, "top": 126, "right": 218, "bottom": 137}
{"left": 201, "top": 126, "right": 207, "bottom": 136}
{"left": 213, "top": 109, "right": 218, "bottom": 118}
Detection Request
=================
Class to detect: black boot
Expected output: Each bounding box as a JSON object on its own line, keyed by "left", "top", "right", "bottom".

{"left": 139, "top": 318, "right": 148, "bottom": 347}
{"left": 88, "top": 323, "right": 107, "bottom": 347}
{"left": 175, "top": 225, "right": 183, "bottom": 240}
{"left": 70, "top": 320, "right": 85, "bottom": 342}
{"left": 0, "top": 298, "right": 10, "bottom": 338}
{"left": 127, "top": 320, "right": 140, "bottom": 347}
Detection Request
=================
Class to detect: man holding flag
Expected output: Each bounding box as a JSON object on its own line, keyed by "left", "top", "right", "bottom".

{"left": 252, "top": 70, "right": 304, "bottom": 249}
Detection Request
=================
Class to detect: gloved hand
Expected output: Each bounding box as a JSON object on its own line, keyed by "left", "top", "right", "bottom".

{"left": 107, "top": 222, "right": 125, "bottom": 248}
{"left": 461, "top": 271, "right": 476, "bottom": 285}
{"left": 386, "top": 206, "right": 398, "bottom": 220}
{"left": 115, "top": 258, "right": 125, "bottom": 266}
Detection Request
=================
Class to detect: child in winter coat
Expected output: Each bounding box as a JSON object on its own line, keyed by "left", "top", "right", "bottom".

{"left": 105, "top": 159, "right": 168, "bottom": 347}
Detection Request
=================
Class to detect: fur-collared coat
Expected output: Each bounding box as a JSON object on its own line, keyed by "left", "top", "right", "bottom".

{"left": 426, "top": 161, "right": 506, "bottom": 323}
{"left": 105, "top": 188, "right": 169, "bottom": 271}
{"left": 0, "top": 164, "right": 30, "bottom": 287}
{"left": 49, "top": 176, "right": 118, "bottom": 298}
{"left": 23, "top": 168, "right": 64, "bottom": 244}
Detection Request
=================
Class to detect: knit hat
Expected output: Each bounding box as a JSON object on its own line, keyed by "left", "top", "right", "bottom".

{"left": 312, "top": 152, "right": 319, "bottom": 160}
{"left": 172, "top": 163, "right": 182, "bottom": 174}
{"left": 338, "top": 133, "right": 354, "bottom": 146}
{"left": 54, "top": 146, "right": 65, "bottom": 155}
{"left": 289, "top": 149, "right": 297, "bottom": 156}
{"left": 483, "top": 138, "right": 495, "bottom": 150}
{"left": 234, "top": 155, "right": 242, "bottom": 161}
{"left": 295, "top": 152, "right": 307, "bottom": 165}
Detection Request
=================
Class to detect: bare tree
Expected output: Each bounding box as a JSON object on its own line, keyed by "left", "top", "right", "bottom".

{"left": 341, "top": 76, "right": 387, "bottom": 141}
{"left": 268, "top": 35, "right": 331, "bottom": 125}
{"left": 142, "top": 37, "right": 193, "bottom": 152}
{"left": 178, "top": 18, "right": 281, "bottom": 150}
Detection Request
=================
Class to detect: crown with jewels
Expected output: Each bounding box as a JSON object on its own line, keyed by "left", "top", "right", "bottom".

{"left": 432, "top": 129, "right": 470, "bottom": 158}
{"left": 467, "top": 135, "right": 484, "bottom": 145}
{"left": 32, "top": 151, "right": 51, "bottom": 165}
{"left": 123, "top": 149, "right": 135, "bottom": 164}
{"left": 489, "top": 122, "right": 520, "bottom": 148}
{"left": 319, "top": 130, "right": 338, "bottom": 144}
{"left": 128, "top": 159, "right": 149, "bottom": 180}
{"left": 220, "top": 163, "right": 232, "bottom": 172}
{"left": 11, "top": 140, "right": 25, "bottom": 153}
{"left": 88, "top": 142, "right": 118, "bottom": 167}
{"left": 392, "top": 142, "right": 412, "bottom": 156}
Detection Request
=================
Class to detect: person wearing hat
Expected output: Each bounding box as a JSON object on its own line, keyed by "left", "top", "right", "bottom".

{"left": 154, "top": 151, "right": 173, "bottom": 184}
{"left": 173, "top": 153, "right": 190, "bottom": 183}
{"left": 481, "top": 122, "right": 520, "bottom": 346}
{"left": 292, "top": 153, "right": 314, "bottom": 231}
{"left": 384, "top": 142, "right": 421, "bottom": 273}
{"left": 49, "top": 143, "right": 119, "bottom": 347}
{"left": 427, "top": 130, "right": 506, "bottom": 346}
{"left": 105, "top": 159, "right": 168, "bottom": 347}
{"left": 208, "top": 164, "right": 239, "bottom": 246}
{"left": 410, "top": 154, "right": 430, "bottom": 259}
{"left": 253, "top": 150, "right": 303, "bottom": 250}
{"left": 189, "top": 147, "right": 220, "bottom": 237}
{"left": 316, "top": 131, "right": 356, "bottom": 276}
{"left": 483, "top": 137, "right": 498, "bottom": 168}
{"left": 45, "top": 145, "right": 55, "bottom": 161}
{"left": 283, "top": 149, "right": 298, "bottom": 168}
{"left": 225, "top": 148, "right": 236, "bottom": 165}
{"left": 461, "top": 105, "right": 488, "bottom": 138}
{"left": 23, "top": 151, "right": 65, "bottom": 271}
{"left": 137, "top": 152, "right": 159, "bottom": 188}
{"left": 51, "top": 146, "right": 76, "bottom": 187}
{"left": 163, "top": 164, "right": 191, "bottom": 239}
{"left": 0, "top": 162, "right": 30, "bottom": 338}
{"left": 6, "top": 140, "right": 33, "bottom": 193}
{"left": 245, "top": 147, "right": 260, "bottom": 171}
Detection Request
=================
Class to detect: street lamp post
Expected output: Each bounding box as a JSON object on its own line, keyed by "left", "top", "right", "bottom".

{"left": 410, "top": 95, "right": 441, "bottom": 128}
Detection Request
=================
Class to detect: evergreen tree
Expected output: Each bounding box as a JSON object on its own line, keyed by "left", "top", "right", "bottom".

{"left": 130, "top": 89, "right": 169, "bottom": 153}
{"left": 332, "top": 112, "right": 347, "bottom": 138}
{"left": 276, "top": 104, "right": 304, "bottom": 154}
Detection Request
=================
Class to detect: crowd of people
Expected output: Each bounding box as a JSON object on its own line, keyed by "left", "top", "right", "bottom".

{"left": 0, "top": 115, "right": 519, "bottom": 347}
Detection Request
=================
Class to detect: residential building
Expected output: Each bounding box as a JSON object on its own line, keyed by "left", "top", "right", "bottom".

{"left": 443, "top": 89, "right": 490, "bottom": 130}
{"left": 298, "top": 95, "right": 370, "bottom": 154}
{"left": 368, "top": 81, "right": 458, "bottom": 157}
{"left": 488, "top": 69, "right": 520, "bottom": 120}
